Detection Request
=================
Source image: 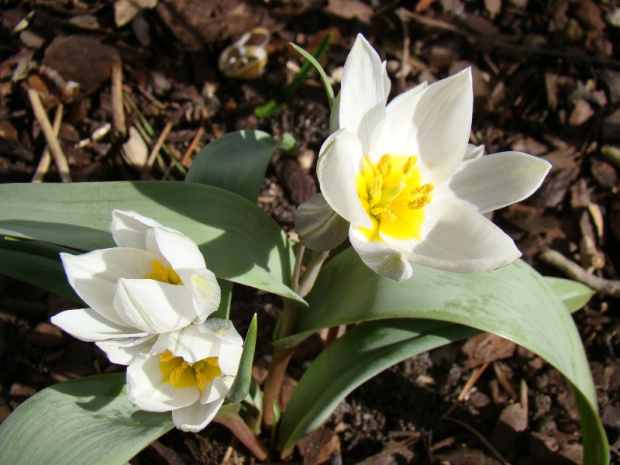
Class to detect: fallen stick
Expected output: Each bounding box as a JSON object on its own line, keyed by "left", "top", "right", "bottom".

{"left": 180, "top": 126, "right": 204, "bottom": 168}
{"left": 111, "top": 61, "right": 126, "bottom": 137}
{"left": 144, "top": 121, "right": 173, "bottom": 171}
{"left": 32, "top": 103, "right": 63, "bottom": 183}
{"left": 27, "top": 88, "right": 71, "bottom": 182}
{"left": 538, "top": 249, "right": 620, "bottom": 298}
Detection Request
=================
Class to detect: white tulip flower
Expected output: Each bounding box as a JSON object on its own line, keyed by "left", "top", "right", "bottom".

{"left": 51, "top": 210, "right": 220, "bottom": 364}
{"left": 302, "top": 34, "right": 551, "bottom": 281}
{"left": 127, "top": 320, "right": 243, "bottom": 432}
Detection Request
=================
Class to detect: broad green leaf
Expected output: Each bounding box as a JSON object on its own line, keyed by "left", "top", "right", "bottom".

{"left": 0, "top": 238, "right": 81, "bottom": 303}
{"left": 185, "top": 130, "right": 278, "bottom": 203}
{"left": 0, "top": 182, "right": 302, "bottom": 303}
{"left": 279, "top": 249, "right": 607, "bottom": 464}
{"left": 545, "top": 276, "right": 594, "bottom": 313}
{"left": 0, "top": 374, "right": 173, "bottom": 465}
{"left": 280, "top": 319, "right": 478, "bottom": 448}
{"left": 227, "top": 314, "right": 258, "bottom": 403}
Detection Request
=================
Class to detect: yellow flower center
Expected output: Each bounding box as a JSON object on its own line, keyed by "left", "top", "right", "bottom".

{"left": 159, "top": 350, "right": 222, "bottom": 391}
{"left": 356, "top": 154, "right": 434, "bottom": 241}
{"left": 143, "top": 260, "right": 183, "bottom": 285}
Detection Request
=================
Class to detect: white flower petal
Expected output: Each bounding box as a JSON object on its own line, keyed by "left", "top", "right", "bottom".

{"left": 317, "top": 130, "right": 373, "bottom": 229}
{"left": 127, "top": 354, "right": 199, "bottom": 412}
{"left": 96, "top": 335, "right": 156, "bottom": 365}
{"left": 464, "top": 143, "right": 484, "bottom": 160}
{"left": 60, "top": 249, "right": 160, "bottom": 326}
{"left": 51, "top": 308, "right": 144, "bottom": 342}
{"left": 153, "top": 320, "right": 243, "bottom": 365}
{"left": 296, "top": 193, "right": 350, "bottom": 251}
{"left": 153, "top": 325, "right": 220, "bottom": 363}
{"left": 216, "top": 341, "right": 243, "bottom": 375}
{"left": 409, "top": 68, "right": 473, "bottom": 183}
{"left": 202, "top": 318, "right": 244, "bottom": 346}
{"left": 349, "top": 227, "right": 413, "bottom": 281}
{"left": 172, "top": 398, "right": 223, "bottom": 433}
{"left": 114, "top": 279, "right": 197, "bottom": 333}
{"left": 439, "top": 151, "right": 552, "bottom": 213}
{"left": 201, "top": 376, "right": 233, "bottom": 404}
{"left": 146, "top": 227, "right": 206, "bottom": 271}
{"left": 111, "top": 210, "right": 164, "bottom": 249}
{"left": 339, "top": 34, "right": 389, "bottom": 153}
{"left": 368, "top": 81, "right": 428, "bottom": 161}
{"left": 189, "top": 269, "right": 221, "bottom": 323}
{"left": 394, "top": 201, "right": 521, "bottom": 273}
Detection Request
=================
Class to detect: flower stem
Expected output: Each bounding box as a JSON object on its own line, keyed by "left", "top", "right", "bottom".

{"left": 262, "top": 249, "right": 329, "bottom": 431}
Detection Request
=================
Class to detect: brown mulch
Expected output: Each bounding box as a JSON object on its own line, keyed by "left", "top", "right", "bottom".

{"left": 1, "top": 0, "right": 619, "bottom": 463}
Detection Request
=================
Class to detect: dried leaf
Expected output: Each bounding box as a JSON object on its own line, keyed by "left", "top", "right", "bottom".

{"left": 461, "top": 333, "right": 516, "bottom": 368}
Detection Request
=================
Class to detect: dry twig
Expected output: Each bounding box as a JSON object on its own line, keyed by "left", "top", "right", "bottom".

{"left": 32, "top": 103, "right": 63, "bottom": 183}
{"left": 144, "top": 121, "right": 173, "bottom": 171}
{"left": 181, "top": 126, "right": 205, "bottom": 168}
{"left": 111, "top": 61, "right": 126, "bottom": 137}
{"left": 27, "top": 88, "right": 71, "bottom": 183}
{"left": 538, "top": 249, "right": 620, "bottom": 298}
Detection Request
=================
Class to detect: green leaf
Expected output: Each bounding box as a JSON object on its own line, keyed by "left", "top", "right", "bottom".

{"left": 0, "top": 374, "right": 173, "bottom": 465}
{"left": 280, "top": 319, "right": 478, "bottom": 448}
{"left": 279, "top": 249, "right": 608, "bottom": 464}
{"left": 0, "top": 181, "right": 302, "bottom": 303}
{"left": 226, "top": 314, "right": 258, "bottom": 403}
{"left": 255, "top": 33, "right": 333, "bottom": 118}
{"left": 545, "top": 276, "right": 594, "bottom": 313}
{"left": 211, "top": 278, "right": 233, "bottom": 320}
{"left": 0, "top": 238, "right": 81, "bottom": 302}
{"left": 185, "top": 130, "right": 279, "bottom": 203}
{"left": 290, "top": 42, "right": 335, "bottom": 109}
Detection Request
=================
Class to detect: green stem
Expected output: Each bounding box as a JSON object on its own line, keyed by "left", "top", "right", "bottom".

{"left": 262, "top": 249, "right": 329, "bottom": 432}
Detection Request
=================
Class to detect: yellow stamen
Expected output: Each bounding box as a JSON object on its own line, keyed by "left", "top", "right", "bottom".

{"left": 402, "top": 155, "right": 418, "bottom": 177}
{"left": 356, "top": 153, "right": 435, "bottom": 241}
{"left": 370, "top": 177, "right": 383, "bottom": 204}
{"left": 377, "top": 154, "right": 392, "bottom": 176}
{"left": 143, "top": 260, "right": 183, "bottom": 285}
{"left": 159, "top": 350, "right": 222, "bottom": 391}
{"left": 380, "top": 208, "right": 397, "bottom": 222}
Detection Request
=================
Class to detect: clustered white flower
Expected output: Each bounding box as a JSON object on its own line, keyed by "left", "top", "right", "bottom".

{"left": 297, "top": 34, "right": 551, "bottom": 281}
{"left": 52, "top": 210, "right": 243, "bottom": 432}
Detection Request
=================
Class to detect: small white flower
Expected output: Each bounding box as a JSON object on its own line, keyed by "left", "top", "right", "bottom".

{"left": 51, "top": 210, "right": 220, "bottom": 364}
{"left": 301, "top": 34, "right": 551, "bottom": 281}
{"left": 127, "top": 320, "right": 243, "bottom": 432}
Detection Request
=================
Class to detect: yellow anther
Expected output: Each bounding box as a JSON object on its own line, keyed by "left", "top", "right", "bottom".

{"left": 370, "top": 176, "right": 383, "bottom": 200}
{"left": 381, "top": 208, "right": 397, "bottom": 222}
{"left": 377, "top": 154, "right": 392, "bottom": 176}
{"left": 159, "top": 351, "right": 222, "bottom": 392}
{"left": 409, "top": 194, "right": 432, "bottom": 209}
{"left": 144, "top": 260, "right": 183, "bottom": 285}
{"left": 169, "top": 362, "right": 189, "bottom": 386}
{"left": 412, "top": 183, "right": 434, "bottom": 195}
{"left": 195, "top": 371, "right": 208, "bottom": 391}
{"left": 167, "top": 268, "right": 182, "bottom": 285}
{"left": 160, "top": 350, "right": 176, "bottom": 363}
{"left": 402, "top": 155, "right": 418, "bottom": 177}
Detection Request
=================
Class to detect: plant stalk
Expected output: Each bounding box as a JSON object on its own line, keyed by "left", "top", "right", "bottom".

{"left": 262, "top": 249, "right": 329, "bottom": 430}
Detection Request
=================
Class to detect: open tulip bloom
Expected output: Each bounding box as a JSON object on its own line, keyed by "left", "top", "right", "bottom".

{"left": 51, "top": 210, "right": 221, "bottom": 365}
{"left": 127, "top": 320, "right": 243, "bottom": 432}
{"left": 302, "top": 34, "right": 551, "bottom": 281}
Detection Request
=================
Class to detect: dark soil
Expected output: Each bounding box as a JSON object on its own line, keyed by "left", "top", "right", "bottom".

{"left": 1, "top": 1, "right": 620, "bottom": 464}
